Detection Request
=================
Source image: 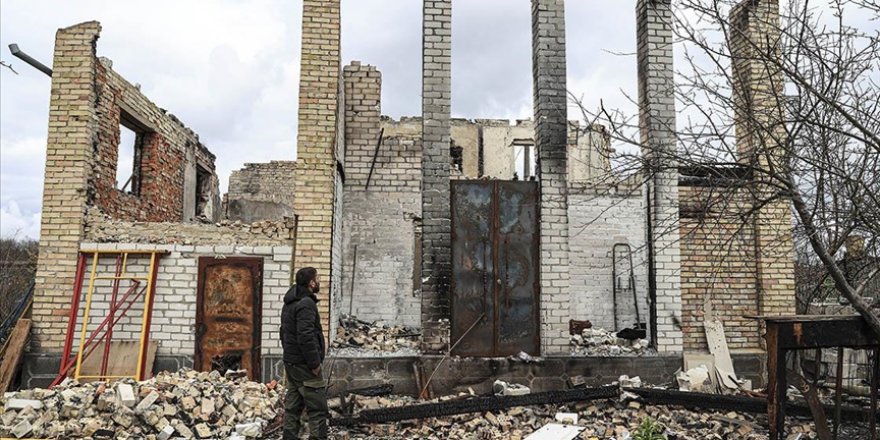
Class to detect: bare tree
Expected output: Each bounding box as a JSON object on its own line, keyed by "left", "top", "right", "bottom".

{"left": 573, "top": 0, "right": 880, "bottom": 337}
{"left": 0, "top": 233, "right": 38, "bottom": 342}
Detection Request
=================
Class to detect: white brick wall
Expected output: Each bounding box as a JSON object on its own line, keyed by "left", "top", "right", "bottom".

{"left": 74, "top": 243, "right": 293, "bottom": 359}
{"left": 568, "top": 191, "right": 650, "bottom": 333}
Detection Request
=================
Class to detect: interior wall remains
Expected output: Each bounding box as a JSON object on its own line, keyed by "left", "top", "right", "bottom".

{"left": 341, "top": 63, "right": 422, "bottom": 327}
{"left": 225, "top": 161, "right": 297, "bottom": 223}
{"left": 568, "top": 181, "right": 649, "bottom": 333}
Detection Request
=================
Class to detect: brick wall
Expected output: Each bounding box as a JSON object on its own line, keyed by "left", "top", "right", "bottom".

{"left": 637, "top": 0, "right": 683, "bottom": 352}
{"left": 33, "top": 22, "right": 221, "bottom": 349}
{"left": 568, "top": 183, "right": 649, "bottom": 333}
{"left": 532, "top": 0, "right": 572, "bottom": 355}
{"left": 32, "top": 22, "right": 101, "bottom": 350}
{"left": 75, "top": 243, "right": 292, "bottom": 359}
{"left": 92, "top": 60, "right": 219, "bottom": 223}
{"left": 341, "top": 62, "right": 423, "bottom": 327}
{"left": 226, "top": 161, "right": 297, "bottom": 223}
{"left": 679, "top": 184, "right": 761, "bottom": 350}
{"left": 421, "top": 0, "right": 453, "bottom": 352}
{"left": 294, "top": 0, "right": 342, "bottom": 333}
{"left": 730, "top": 0, "right": 795, "bottom": 317}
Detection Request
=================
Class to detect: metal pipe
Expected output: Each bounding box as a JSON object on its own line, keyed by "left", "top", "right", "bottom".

{"left": 8, "top": 44, "right": 52, "bottom": 77}
{"left": 833, "top": 347, "right": 843, "bottom": 439}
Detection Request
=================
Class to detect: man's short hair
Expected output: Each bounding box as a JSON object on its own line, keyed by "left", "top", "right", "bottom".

{"left": 295, "top": 267, "right": 318, "bottom": 287}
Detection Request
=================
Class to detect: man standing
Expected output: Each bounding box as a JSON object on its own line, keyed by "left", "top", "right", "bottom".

{"left": 280, "top": 267, "right": 329, "bottom": 440}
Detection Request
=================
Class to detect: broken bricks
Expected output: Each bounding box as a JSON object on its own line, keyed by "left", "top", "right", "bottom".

{"left": 0, "top": 369, "right": 279, "bottom": 439}
{"left": 570, "top": 327, "right": 651, "bottom": 357}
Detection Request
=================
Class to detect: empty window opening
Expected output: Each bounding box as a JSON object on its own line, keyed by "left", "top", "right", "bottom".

{"left": 116, "top": 109, "right": 152, "bottom": 196}
{"left": 450, "top": 142, "right": 464, "bottom": 172}
{"left": 513, "top": 142, "right": 536, "bottom": 180}
{"left": 116, "top": 123, "right": 139, "bottom": 193}
{"left": 196, "top": 165, "right": 212, "bottom": 218}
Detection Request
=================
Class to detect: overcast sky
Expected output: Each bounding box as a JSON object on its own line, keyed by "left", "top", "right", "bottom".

{"left": 0, "top": 1, "right": 641, "bottom": 239}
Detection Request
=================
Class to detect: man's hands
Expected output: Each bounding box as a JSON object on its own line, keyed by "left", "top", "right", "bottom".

{"left": 312, "top": 366, "right": 321, "bottom": 376}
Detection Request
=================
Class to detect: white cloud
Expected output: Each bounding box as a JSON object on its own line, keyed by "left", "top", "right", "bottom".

{"left": 0, "top": 199, "right": 40, "bottom": 239}
{"left": 0, "top": 1, "right": 645, "bottom": 240}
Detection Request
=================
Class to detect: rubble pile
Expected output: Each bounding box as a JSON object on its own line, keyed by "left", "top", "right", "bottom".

{"left": 333, "top": 316, "right": 420, "bottom": 354}
{"left": 570, "top": 327, "right": 652, "bottom": 356}
{"left": 333, "top": 397, "right": 820, "bottom": 440}
{"left": 0, "top": 369, "right": 281, "bottom": 440}
{"left": 84, "top": 207, "right": 294, "bottom": 244}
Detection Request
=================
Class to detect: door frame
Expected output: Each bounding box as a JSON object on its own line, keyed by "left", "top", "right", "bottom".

{"left": 194, "top": 256, "right": 263, "bottom": 380}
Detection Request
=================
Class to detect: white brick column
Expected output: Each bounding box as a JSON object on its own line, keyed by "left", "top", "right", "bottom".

{"left": 532, "top": 0, "right": 572, "bottom": 355}
{"left": 637, "top": 0, "right": 683, "bottom": 352}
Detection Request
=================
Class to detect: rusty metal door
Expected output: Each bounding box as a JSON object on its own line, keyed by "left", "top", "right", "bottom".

{"left": 196, "top": 257, "right": 262, "bottom": 379}
{"left": 451, "top": 180, "right": 540, "bottom": 357}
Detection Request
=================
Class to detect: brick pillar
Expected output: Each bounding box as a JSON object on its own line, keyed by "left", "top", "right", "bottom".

{"left": 730, "top": 0, "right": 795, "bottom": 316}
{"left": 294, "top": 0, "right": 341, "bottom": 328}
{"left": 343, "top": 62, "right": 382, "bottom": 186}
{"left": 421, "top": 0, "right": 452, "bottom": 352}
{"left": 532, "top": 0, "right": 571, "bottom": 355}
{"left": 31, "top": 22, "right": 102, "bottom": 350}
{"left": 637, "top": 0, "right": 683, "bottom": 352}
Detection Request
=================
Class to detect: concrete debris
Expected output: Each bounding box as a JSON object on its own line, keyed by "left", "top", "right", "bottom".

{"left": 570, "top": 327, "right": 652, "bottom": 356}
{"left": 509, "top": 351, "right": 537, "bottom": 363}
{"left": 618, "top": 375, "right": 642, "bottom": 389}
{"left": 331, "top": 392, "right": 822, "bottom": 440}
{"left": 553, "top": 412, "right": 578, "bottom": 424}
{"left": 4, "top": 398, "right": 42, "bottom": 410}
{"left": 525, "top": 423, "right": 585, "bottom": 440}
{"left": 493, "top": 380, "right": 531, "bottom": 396}
{"left": 0, "top": 369, "right": 280, "bottom": 440}
{"left": 333, "top": 315, "right": 420, "bottom": 353}
{"left": 677, "top": 365, "right": 714, "bottom": 393}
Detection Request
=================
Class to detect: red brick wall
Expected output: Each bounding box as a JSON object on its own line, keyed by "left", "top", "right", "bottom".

{"left": 90, "top": 62, "right": 187, "bottom": 222}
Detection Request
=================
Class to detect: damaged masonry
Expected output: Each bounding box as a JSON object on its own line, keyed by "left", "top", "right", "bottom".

{"left": 2, "top": 1, "right": 879, "bottom": 440}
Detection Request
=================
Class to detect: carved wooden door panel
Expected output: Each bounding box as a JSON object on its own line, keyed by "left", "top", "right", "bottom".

{"left": 196, "top": 257, "right": 262, "bottom": 380}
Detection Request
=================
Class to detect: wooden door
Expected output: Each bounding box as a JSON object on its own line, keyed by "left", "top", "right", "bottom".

{"left": 195, "top": 257, "right": 262, "bottom": 379}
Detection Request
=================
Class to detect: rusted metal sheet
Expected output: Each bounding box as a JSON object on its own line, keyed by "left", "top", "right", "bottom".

{"left": 451, "top": 180, "right": 539, "bottom": 357}
{"left": 196, "top": 257, "right": 262, "bottom": 380}
{"left": 451, "top": 181, "right": 494, "bottom": 357}
{"left": 496, "top": 181, "right": 540, "bottom": 356}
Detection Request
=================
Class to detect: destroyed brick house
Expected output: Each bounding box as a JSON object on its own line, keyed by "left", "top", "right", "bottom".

{"left": 20, "top": 0, "right": 797, "bottom": 397}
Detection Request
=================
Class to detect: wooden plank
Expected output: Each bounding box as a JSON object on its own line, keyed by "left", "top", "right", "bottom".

{"left": 704, "top": 319, "right": 739, "bottom": 390}
{"left": 79, "top": 340, "right": 159, "bottom": 381}
{"left": 0, "top": 319, "right": 32, "bottom": 393}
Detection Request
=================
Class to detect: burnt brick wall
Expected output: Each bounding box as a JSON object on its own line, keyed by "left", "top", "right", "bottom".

{"left": 421, "top": 0, "right": 453, "bottom": 352}
{"left": 341, "top": 63, "right": 423, "bottom": 327}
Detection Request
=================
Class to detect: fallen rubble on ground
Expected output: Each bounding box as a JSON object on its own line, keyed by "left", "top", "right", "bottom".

{"left": 0, "top": 369, "right": 281, "bottom": 440}
{"left": 332, "top": 316, "right": 420, "bottom": 355}
{"left": 570, "top": 327, "right": 653, "bottom": 356}
{"left": 330, "top": 395, "right": 821, "bottom": 440}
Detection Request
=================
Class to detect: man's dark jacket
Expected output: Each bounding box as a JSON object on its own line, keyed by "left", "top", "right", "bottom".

{"left": 280, "top": 285, "right": 325, "bottom": 369}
